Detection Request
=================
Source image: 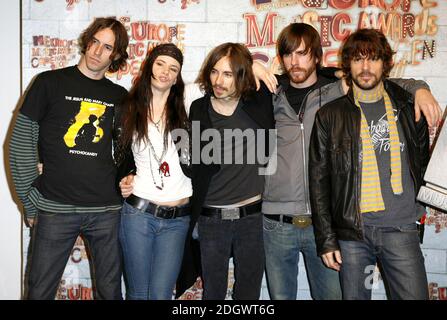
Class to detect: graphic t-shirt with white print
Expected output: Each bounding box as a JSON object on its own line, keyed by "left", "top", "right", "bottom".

{"left": 360, "top": 98, "right": 421, "bottom": 227}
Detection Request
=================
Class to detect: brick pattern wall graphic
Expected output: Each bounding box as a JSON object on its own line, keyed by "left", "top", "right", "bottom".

{"left": 22, "top": 0, "right": 447, "bottom": 300}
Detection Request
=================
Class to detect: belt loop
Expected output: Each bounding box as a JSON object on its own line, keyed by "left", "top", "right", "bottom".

{"left": 153, "top": 204, "right": 160, "bottom": 217}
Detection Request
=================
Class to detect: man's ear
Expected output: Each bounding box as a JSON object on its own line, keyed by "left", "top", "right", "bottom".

{"left": 113, "top": 54, "right": 121, "bottom": 61}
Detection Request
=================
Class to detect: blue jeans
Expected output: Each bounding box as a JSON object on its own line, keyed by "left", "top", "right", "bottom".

{"left": 198, "top": 212, "right": 265, "bottom": 300}
{"left": 119, "top": 201, "right": 190, "bottom": 300}
{"left": 339, "top": 223, "right": 428, "bottom": 300}
{"left": 27, "top": 210, "right": 122, "bottom": 300}
{"left": 263, "top": 216, "right": 342, "bottom": 300}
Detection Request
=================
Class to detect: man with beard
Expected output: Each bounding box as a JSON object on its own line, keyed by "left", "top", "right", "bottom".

{"left": 262, "top": 23, "right": 439, "bottom": 300}
{"left": 309, "top": 28, "right": 430, "bottom": 300}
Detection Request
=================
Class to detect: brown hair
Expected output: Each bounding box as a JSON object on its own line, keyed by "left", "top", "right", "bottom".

{"left": 276, "top": 23, "right": 323, "bottom": 71}
{"left": 79, "top": 17, "right": 129, "bottom": 73}
{"left": 341, "top": 28, "right": 395, "bottom": 86}
{"left": 196, "top": 43, "right": 256, "bottom": 99}
{"left": 120, "top": 43, "right": 187, "bottom": 148}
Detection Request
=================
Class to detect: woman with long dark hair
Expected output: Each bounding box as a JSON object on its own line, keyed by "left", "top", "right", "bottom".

{"left": 116, "top": 43, "right": 192, "bottom": 300}
{"left": 116, "top": 44, "right": 281, "bottom": 299}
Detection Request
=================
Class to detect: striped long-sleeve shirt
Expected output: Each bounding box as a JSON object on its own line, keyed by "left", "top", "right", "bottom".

{"left": 9, "top": 113, "right": 122, "bottom": 218}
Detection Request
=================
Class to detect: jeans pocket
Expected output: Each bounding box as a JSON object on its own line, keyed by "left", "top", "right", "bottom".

{"left": 263, "top": 216, "right": 280, "bottom": 232}
{"left": 396, "top": 223, "right": 418, "bottom": 233}
{"left": 122, "top": 201, "right": 144, "bottom": 216}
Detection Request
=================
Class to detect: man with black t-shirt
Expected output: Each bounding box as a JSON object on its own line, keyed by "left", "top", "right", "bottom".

{"left": 9, "top": 17, "right": 129, "bottom": 300}
{"left": 262, "top": 23, "right": 440, "bottom": 300}
{"left": 189, "top": 43, "right": 275, "bottom": 300}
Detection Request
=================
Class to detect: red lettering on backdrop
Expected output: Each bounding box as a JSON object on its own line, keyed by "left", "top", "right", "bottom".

{"left": 132, "top": 22, "right": 146, "bottom": 41}
{"left": 67, "top": 286, "right": 80, "bottom": 300}
{"left": 439, "top": 287, "right": 447, "bottom": 300}
{"left": 331, "top": 13, "right": 351, "bottom": 42}
{"left": 328, "top": 0, "right": 356, "bottom": 10}
{"left": 402, "top": 13, "right": 415, "bottom": 38}
{"left": 358, "top": 0, "right": 411, "bottom": 11}
{"left": 244, "top": 13, "right": 277, "bottom": 47}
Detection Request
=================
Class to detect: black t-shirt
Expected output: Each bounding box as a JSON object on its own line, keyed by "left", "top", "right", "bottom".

{"left": 204, "top": 99, "right": 264, "bottom": 205}
{"left": 285, "top": 84, "right": 315, "bottom": 114}
{"left": 20, "top": 66, "right": 127, "bottom": 206}
{"left": 284, "top": 75, "right": 334, "bottom": 115}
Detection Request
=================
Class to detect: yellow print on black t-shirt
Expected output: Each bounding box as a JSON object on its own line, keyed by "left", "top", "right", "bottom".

{"left": 63, "top": 101, "right": 106, "bottom": 148}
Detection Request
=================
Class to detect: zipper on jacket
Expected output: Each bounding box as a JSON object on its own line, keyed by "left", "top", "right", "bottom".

{"left": 297, "top": 89, "right": 314, "bottom": 215}
{"left": 301, "top": 122, "right": 311, "bottom": 215}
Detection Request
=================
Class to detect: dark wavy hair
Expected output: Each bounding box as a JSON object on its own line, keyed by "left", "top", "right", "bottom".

{"left": 196, "top": 42, "right": 256, "bottom": 99}
{"left": 341, "top": 28, "right": 395, "bottom": 86}
{"left": 277, "top": 23, "right": 323, "bottom": 71}
{"left": 79, "top": 17, "right": 129, "bottom": 73}
{"left": 120, "top": 43, "right": 187, "bottom": 149}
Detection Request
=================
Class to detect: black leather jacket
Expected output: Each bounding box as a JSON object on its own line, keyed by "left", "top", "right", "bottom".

{"left": 308, "top": 80, "right": 430, "bottom": 256}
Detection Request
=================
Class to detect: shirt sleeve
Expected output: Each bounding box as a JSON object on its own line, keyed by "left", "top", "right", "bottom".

{"left": 184, "top": 83, "right": 204, "bottom": 116}
{"left": 389, "top": 78, "right": 430, "bottom": 96}
{"left": 9, "top": 113, "right": 40, "bottom": 218}
{"left": 20, "top": 73, "right": 50, "bottom": 123}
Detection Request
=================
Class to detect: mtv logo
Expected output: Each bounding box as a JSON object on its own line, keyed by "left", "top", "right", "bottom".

{"left": 418, "top": 117, "right": 447, "bottom": 211}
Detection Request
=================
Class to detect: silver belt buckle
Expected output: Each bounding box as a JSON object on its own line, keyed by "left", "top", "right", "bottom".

{"left": 221, "top": 208, "right": 240, "bottom": 220}
{"left": 292, "top": 215, "right": 312, "bottom": 228}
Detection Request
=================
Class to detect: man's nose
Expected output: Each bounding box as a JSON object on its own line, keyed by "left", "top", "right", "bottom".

{"left": 94, "top": 44, "right": 103, "bottom": 56}
{"left": 215, "top": 74, "right": 224, "bottom": 85}
{"left": 291, "top": 53, "right": 300, "bottom": 66}
{"left": 361, "top": 59, "right": 371, "bottom": 70}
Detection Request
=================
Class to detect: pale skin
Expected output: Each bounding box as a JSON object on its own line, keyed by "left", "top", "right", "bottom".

{"left": 120, "top": 57, "right": 280, "bottom": 199}
{"left": 282, "top": 41, "right": 319, "bottom": 89}
{"left": 121, "top": 52, "right": 441, "bottom": 195}
{"left": 209, "top": 55, "right": 240, "bottom": 115}
{"left": 123, "top": 47, "right": 441, "bottom": 224}
{"left": 337, "top": 69, "right": 441, "bottom": 127}
{"left": 285, "top": 43, "right": 441, "bottom": 127}
{"left": 27, "top": 27, "right": 121, "bottom": 228}
{"left": 133, "top": 54, "right": 189, "bottom": 207}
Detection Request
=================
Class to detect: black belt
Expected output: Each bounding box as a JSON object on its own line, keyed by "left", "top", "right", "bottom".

{"left": 126, "top": 194, "right": 191, "bottom": 219}
{"left": 201, "top": 201, "right": 262, "bottom": 220}
{"left": 264, "top": 214, "right": 312, "bottom": 228}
